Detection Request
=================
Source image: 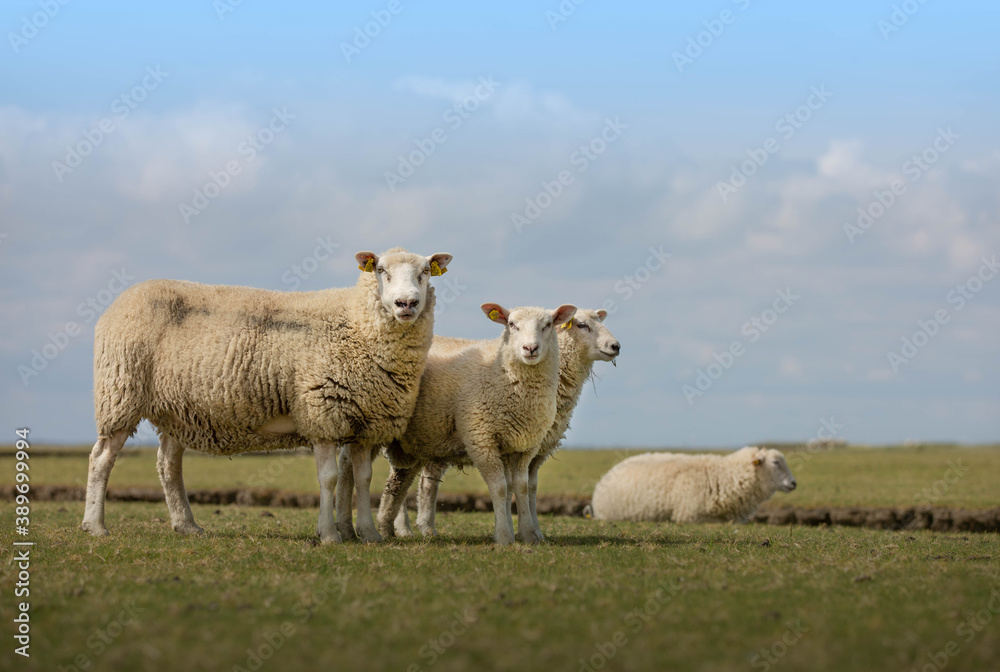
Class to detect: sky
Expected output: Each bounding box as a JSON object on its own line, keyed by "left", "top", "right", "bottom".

{"left": 1, "top": 0, "right": 998, "bottom": 448}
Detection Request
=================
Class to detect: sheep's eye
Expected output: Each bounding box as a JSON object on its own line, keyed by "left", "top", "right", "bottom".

{"left": 543, "top": 322, "right": 551, "bottom": 330}
{"left": 422, "top": 268, "right": 431, "bottom": 275}
{"left": 577, "top": 322, "right": 590, "bottom": 331}
{"left": 509, "top": 322, "right": 518, "bottom": 330}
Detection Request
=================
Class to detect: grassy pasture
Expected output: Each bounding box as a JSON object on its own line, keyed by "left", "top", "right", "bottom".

{"left": 3, "top": 505, "right": 999, "bottom": 672}
{"left": 12, "top": 443, "right": 1000, "bottom": 509}
{"left": 3, "top": 445, "right": 998, "bottom": 671}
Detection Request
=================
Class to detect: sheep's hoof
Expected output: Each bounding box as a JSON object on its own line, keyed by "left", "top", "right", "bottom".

{"left": 376, "top": 512, "right": 398, "bottom": 538}
{"left": 80, "top": 521, "right": 110, "bottom": 537}
{"left": 357, "top": 527, "right": 383, "bottom": 544}
{"left": 521, "top": 528, "right": 545, "bottom": 545}
{"left": 336, "top": 522, "right": 358, "bottom": 541}
{"left": 417, "top": 526, "right": 437, "bottom": 537}
{"left": 174, "top": 522, "right": 205, "bottom": 535}
{"left": 393, "top": 525, "right": 413, "bottom": 538}
{"left": 493, "top": 533, "right": 516, "bottom": 546}
{"left": 318, "top": 530, "right": 343, "bottom": 544}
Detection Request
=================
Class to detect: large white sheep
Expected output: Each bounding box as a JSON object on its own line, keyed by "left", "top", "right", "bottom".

{"left": 367, "top": 302, "right": 576, "bottom": 545}
{"left": 389, "top": 308, "right": 621, "bottom": 540}
{"left": 589, "top": 446, "right": 797, "bottom": 523}
{"left": 81, "top": 247, "right": 452, "bottom": 544}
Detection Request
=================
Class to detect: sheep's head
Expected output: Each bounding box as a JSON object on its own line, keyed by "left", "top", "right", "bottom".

{"left": 750, "top": 446, "right": 797, "bottom": 493}
{"left": 560, "top": 308, "right": 621, "bottom": 365}
{"left": 482, "top": 303, "right": 577, "bottom": 366}
{"left": 356, "top": 249, "right": 453, "bottom": 324}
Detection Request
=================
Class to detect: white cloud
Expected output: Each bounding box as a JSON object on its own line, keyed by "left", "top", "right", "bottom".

{"left": 392, "top": 76, "right": 598, "bottom": 130}
{"left": 961, "top": 150, "right": 1000, "bottom": 175}
{"left": 0, "top": 103, "right": 280, "bottom": 204}
{"left": 816, "top": 140, "right": 888, "bottom": 188}
{"left": 778, "top": 356, "right": 803, "bottom": 378}
{"left": 745, "top": 232, "right": 786, "bottom": 254}
{"left": 393, "top": 76, "right": 479, "bottom": 103}
{"left": 490, "top": 82, "right": 597, "bottom": 128}
{"left": 106, "top": 104, "right": 266, "bottom": 202}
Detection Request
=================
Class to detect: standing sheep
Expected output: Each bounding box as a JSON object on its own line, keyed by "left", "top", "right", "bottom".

{"left": 389, "top": 308, "right": 621, "bottom": 540}
{"left": 589, "top": 446, "right": 797, "bottom": 523}
{"left": 368, "top": 302, "right": 576, "bottom": 545}
{"left": 81, "top": 247, "right": 452, "bottom": 544}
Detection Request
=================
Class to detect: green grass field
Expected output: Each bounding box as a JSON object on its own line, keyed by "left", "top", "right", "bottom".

{"left": 14, "top": 443, "right": 1000, "bottom": 508}
{"left": 3, "top": 445, "right": 999, "bottom": 671}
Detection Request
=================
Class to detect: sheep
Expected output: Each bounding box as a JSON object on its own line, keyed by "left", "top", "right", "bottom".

{"left": 80, "top": 247, "right": 452, "bottom": 544}
{"left": 366, "top": 302, "right": 576, "bottom": 545}
{"left": 387, "top": 308, "right": 621, "bottom": 540}
{"left": 589, "top": 446, "right": 797, "bottom": 523}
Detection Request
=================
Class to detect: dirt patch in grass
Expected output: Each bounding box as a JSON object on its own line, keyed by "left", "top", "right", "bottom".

{"left": 753, "top": 504, "right": 1000, "bottom": 533}
{"left": 6, "top": 484, "right": 999, "bottom": 532}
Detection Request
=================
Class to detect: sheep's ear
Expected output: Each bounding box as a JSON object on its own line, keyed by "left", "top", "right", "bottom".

{"left": 481, "top": 303, "right": 509, "bottom": 325}
{"left": 595, "top": 309, "right": 608, "bottom": 322}
{"left": 427, "top": 253, "right": 453, "bottom": 276}
{"left": 552, "top": 304, "right": 577, "bottom": 327}
{"left": 355, "top": 251, "right": 378, "bottom": 272}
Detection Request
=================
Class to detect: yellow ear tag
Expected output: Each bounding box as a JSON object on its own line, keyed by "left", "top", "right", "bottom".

{"left": 430, "top": 260, "right": 447, "bottom": 276}
{"left": 753, "top": 458, "right": 763, "bottom": 466}
{"left": 561, "top": 318, "right": 573, "bottom": 330}
{"left": 489, "top": 309, "right": 500, "bottom": 321}
{"left": 359, "top": 258, "right": 374, "bottom": 272}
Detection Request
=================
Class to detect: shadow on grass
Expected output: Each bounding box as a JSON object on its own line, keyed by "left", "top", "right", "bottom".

{"left": 543, "top": 534, "right": 687, "bottom": 547}
{"left": 326, "top": 531, "right": 688, "bottom": 548}
{"left": 85, "top": 507, "right": 731, "bottom": 550}
{"left": 160, "top": 524, "right": 689, "bottom": 548}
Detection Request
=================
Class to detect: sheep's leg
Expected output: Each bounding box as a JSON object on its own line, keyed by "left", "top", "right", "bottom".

{"left": 527, "top": 455, "right": 545, "bottom": 542}
{"left": 156, "top": 434, "right": 203, "bottom": 535}
{"left": 377, "top": 464, "right": 417, "bottom": 539}
{"left": 471, "top": 450, "right": 514, "bottom": 545}
{"left": 81, "top": 430, "right": 130, "bottom": 536}
{"left": 393, "top": 493, "right": 414, "bottom": 538}
{"left": 503, "top": 459, "right": 515, "bottom": 537}
{"left": 313, "top": 443, "right": 342, "bottom": 544}
{"left": 335, "top": 446, "right": 358, "bottom": 541}
{"left": 350, "top": 443, "right": 382, "bottom": 543}
{"left": 514, "top": 453, "right": 542, "bottom": 544}
{"left": 416, "top": 463, "right": 447, "bottom": 537}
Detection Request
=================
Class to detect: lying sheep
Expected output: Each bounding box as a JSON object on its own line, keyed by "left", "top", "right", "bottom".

{"left": 391, "top": 308, "right": 621, "bottom": 540}
{"left": 371, "top": 302, "right": 576, "bottom": 545}
{"left": 81, "top": 247, "right": 452, "bottom": 544}
{"left": 589, "top": 446, "right": 797, "bottom": 523}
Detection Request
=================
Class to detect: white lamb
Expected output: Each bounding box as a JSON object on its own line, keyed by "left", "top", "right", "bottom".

{"left": 81, "top": 247, "right": 452, "bottom": 544}
{"left": 360, "top": 302, "right": 576, "bottom": 545}
{"left": 387, "top": 308, "right": 621, "bottom": 540}
{"left": 589, "top": 446, "right": 797, "bottom": 523}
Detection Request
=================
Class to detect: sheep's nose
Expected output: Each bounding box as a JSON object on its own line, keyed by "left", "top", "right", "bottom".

{"left": 523, "top": 344, "right": 539, "bottom": 355}
{"left": 609, "top": 341, "right": 621, "bottom": 354}
{"left": 395, "top": 298, "right": 419, "bottom": 309}
{"left": 789, "top": 480, "right": 797, "bottom": 490}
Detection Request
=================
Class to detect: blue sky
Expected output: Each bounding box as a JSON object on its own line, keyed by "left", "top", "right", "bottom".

{"left": 1, "top": 0, "right": 998, "bottom": 447}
